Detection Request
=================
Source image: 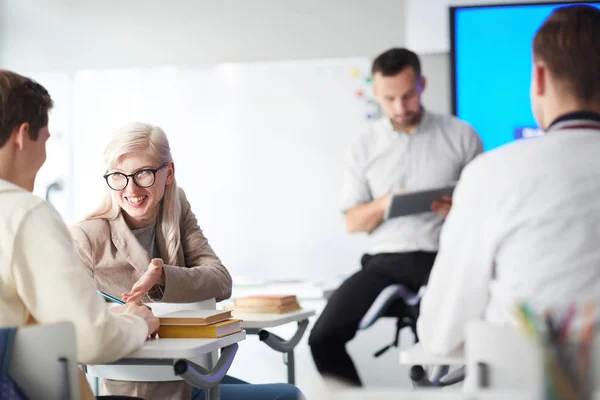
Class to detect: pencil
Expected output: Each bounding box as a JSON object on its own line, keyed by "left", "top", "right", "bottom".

{"left": 545, "top": 351, "right": 578, "bottom": 400}
{"left": 514, "top": 305, "right": 537, "bottom": 338}
{"left": 99, "top": 291, "right": 125, "bottom": 305}
{"left": 559, "top": 304, "right": 576, "bottom": 341}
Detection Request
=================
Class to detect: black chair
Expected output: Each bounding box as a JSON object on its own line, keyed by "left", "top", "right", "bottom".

{"left": 357, "top": 284, "right": 423, "bottom": 357}
{"left": 356, "top": 284, "right": 465, "bottom": 388}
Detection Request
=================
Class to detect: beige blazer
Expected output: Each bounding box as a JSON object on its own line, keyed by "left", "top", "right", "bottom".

{"left": 70, "top": 188, "right": 232, "bottom": 304}
{"left": 69, "top": 187, "right": 233, "bottom": 399}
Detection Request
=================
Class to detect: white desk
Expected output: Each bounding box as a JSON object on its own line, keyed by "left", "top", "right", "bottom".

{"left": 226, "top": 281, "right": 320, "bottom": 383}
{"left": 122, "top": 332, "right": 246, "bottom": 360}
{"left": 399, "top": 343, "right": 465, "bottom": 365}
{"left": 232, "top": 309, "right": 316, "bottom": 329}
{"left": 229, "top": 308, "right": 316, "bottom": 384}
{"left": 90, "top": 331, "right": 246, "bottom": 400}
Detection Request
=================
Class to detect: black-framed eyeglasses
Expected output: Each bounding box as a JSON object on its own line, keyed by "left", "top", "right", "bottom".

{"left": 103, "top": 163, "right": 168, "bottom": 191}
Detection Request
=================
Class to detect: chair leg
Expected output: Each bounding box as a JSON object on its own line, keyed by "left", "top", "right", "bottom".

{"left": 408, "top": 318, "right": 418, "bottom": 343}
{"left": 410, "top": 365, "right": 434, "bottom": 387}
{"left": 411, "top": 365, "right": 462, "bottom": 388}
{"left": 373, "top": 319, "right": 403, "bottom": 358}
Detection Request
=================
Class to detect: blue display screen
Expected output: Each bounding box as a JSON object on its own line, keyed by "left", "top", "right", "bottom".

{"left": 451, "top": 2, "right": 600, "bottom": 150}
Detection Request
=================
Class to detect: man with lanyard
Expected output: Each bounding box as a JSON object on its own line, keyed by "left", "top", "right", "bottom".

{"left": 308, "top": 48, "right": 483, "bottom": 386}
{"left": 418, "top": 4, "right": 600, "bottom": 356}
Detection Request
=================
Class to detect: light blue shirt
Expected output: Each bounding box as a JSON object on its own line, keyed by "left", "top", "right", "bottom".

{"left": 340, "top": 109, "right": 483, "bottom": 254}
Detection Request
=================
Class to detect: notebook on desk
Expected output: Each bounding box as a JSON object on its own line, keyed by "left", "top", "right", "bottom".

{"left": 234, "top": 295, "right": 296, "bottom": 307}
{"left": 225, "top": 294, "right": 302, "bottom": 314}
{"left": 158, "top": 309, "right": 232, "bottom": 326}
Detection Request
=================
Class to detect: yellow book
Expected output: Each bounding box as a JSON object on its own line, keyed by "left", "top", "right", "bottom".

{"left": 158, "top": 319, "right": 242, "bottom": 338}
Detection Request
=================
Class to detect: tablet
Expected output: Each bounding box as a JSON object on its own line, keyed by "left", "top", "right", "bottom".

{"left": 387, "top": 185, "right": 456, "bottom": 218}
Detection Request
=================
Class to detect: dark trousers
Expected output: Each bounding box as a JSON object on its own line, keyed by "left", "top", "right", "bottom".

{"left": 308, "top": 251, "right": 436, "bottom": 386}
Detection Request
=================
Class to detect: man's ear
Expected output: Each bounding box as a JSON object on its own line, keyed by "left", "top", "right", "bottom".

{"left": 12, "top": 123, "right": 30, "bottom": 151}
{"left": 419, "top": 75, "right": 427, "bottom": 93}
{"left": 165, "top": 162, "right": 175, "bottom": 185}
{"left": 533, "top": 62, "right": 546, "bottom": 96}
{"left": 372, "top": 72, "right": 381, "bottom": 98}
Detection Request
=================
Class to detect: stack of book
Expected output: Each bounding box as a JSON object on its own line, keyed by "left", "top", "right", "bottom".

{"left": 157, "top": 309, "right": 242, "bottom": 338}
{"left": 226, "top": 294, "right": 301, "bottom": 314}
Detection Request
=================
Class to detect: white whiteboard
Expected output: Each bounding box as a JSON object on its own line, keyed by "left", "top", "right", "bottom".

{"left": 31, "top": 72, "right": 73, "bottom": 221}
{"left": 72, "top": 59, "right": 376, "bottom": 281}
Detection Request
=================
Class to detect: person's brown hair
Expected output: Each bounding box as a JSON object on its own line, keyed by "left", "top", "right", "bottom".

{"left": 0, "top": 70, "right": 53, "bottom": 148}
{"left": 371, "top": 48, "right": 421, "bottom": 77}
{"left": 533, "top": 5, "right": 600, "bottom": 103}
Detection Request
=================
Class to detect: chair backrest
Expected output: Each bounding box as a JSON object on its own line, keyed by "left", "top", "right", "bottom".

{"left": 359, "top": 284, "right": 423, "bottom": 330}
{"left": 464, "top": 320, "right": 600, "bottom": 395}
{"left": 7, "top": 322, "right": 79, "bottom": 400}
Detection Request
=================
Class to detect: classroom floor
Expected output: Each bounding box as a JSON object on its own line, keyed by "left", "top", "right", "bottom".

{"left": 227, "top": 299, "right": 438, "bottom": 399}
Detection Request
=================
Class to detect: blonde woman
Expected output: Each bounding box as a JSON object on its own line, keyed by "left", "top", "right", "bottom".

{"left": 70, "top": 123, "right": 304, "bottom": 400}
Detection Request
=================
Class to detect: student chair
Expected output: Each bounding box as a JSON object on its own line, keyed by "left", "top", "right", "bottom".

{"left": 359, "top": 285, "right": 466, "bottom": 388}
{"left": 409, "top": 364, "right": 465, "bottom": 388}
{"left": 357, "top": 284, "right": 425, "bottom": 358}
{"left": 326, "top": 282, "right": 464, "bottom": 388}
{"left": 3, "top": 322, "right": 79, "bottom": 400}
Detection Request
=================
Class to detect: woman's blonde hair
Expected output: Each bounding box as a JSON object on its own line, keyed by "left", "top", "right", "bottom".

{"left": 86, "top": 122, "right": 181, "bottom": 264}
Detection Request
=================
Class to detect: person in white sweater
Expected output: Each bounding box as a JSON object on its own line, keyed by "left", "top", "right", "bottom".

{"left": 0, "top": 69, "right": 159, "bottom": 398}
{"left": 418, "top": 5, "right": 600, "bottom": 356}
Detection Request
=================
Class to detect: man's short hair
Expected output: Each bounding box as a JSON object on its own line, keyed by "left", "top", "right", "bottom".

{"left": 533, "top": 5, "right": 600, "bottom": 103}
{"left": 371, "top": 48, "right": 422, "bottom": 77}
{"left": 0, "top": 70, "right": 53, "bottom": 148}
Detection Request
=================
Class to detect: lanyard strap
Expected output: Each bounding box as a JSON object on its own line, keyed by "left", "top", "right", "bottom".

{"left": 556, "top": 124, "right": 600, "bottom": 131}
{"left": 550, "top": 120, "right": 600, "bottom": 133}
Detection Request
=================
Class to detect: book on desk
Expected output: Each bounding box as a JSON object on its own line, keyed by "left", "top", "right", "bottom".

{"left": 225, "top": 294, "right": 302, "bottom": 314}
{"left": 158, "top": 309, "right": 243, "bottom": 338}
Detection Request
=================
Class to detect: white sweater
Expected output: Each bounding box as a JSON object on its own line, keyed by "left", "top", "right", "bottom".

{"left": 418, "top": 119, "right": 600, "bottom": 355}
{"left": 0, "top": 179, "right": 148, "bottom": 364}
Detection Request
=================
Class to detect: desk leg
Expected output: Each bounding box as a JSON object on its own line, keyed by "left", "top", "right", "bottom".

{"left": 80, "top": 365, "right": 99, "bottom": 396}
{"left": 174, "top": 343, "right": 239, "bottom": 400}
{"left": 247, "top": 319, "right": 309, "bottom": 385}
{"left": 206, "top": 385, "right": 220, "bottom": 400}
{"left": 284, "top": 350, "right": 295, "bottom": 385}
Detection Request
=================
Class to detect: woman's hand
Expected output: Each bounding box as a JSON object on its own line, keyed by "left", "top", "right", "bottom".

{"left": 123, "top": 258, "right": 165, "bottom": 303}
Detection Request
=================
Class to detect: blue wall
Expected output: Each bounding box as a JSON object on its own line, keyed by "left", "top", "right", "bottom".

{"left": 453, "top": 2, "right": 600, "bottom": 150}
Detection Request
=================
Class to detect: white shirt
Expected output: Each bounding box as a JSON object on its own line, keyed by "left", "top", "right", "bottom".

{"left": 0, "top": 179, "right": 148, "bottom": 364}
{"left": 418, "top": 115, "right": 600, "bottom": 355}
{"left": 340, "top": 110, "right": 483, "bottom": 254}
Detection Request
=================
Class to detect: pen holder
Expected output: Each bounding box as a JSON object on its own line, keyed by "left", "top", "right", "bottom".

{"left": 542, "top": 340, "right": 593, "bottom": 400}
